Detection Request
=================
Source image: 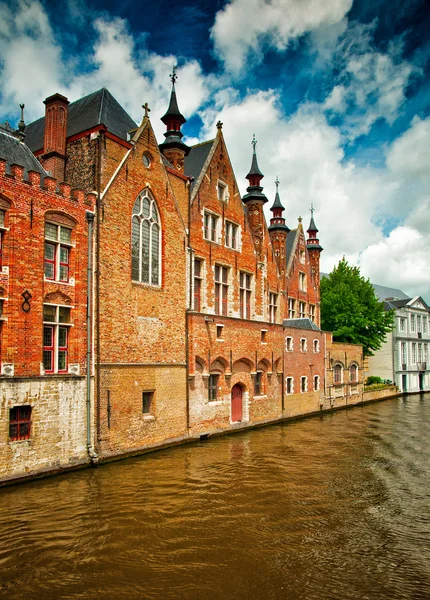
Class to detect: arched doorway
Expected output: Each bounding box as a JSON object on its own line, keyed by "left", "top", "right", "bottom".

{"left": 231, "top": 384, "right": 243, "bottom": 422}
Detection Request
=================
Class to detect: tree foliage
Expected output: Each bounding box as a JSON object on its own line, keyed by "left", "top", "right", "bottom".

{"left": 320, "top": 258, "right": 394, "bottom": 357}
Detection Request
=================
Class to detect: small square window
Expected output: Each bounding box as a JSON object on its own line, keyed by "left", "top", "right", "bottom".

{"left": 286, "top": 337, "right": 293, "bottom": 352}
{"left": 286, "top": 377, "right": 294, "bottom": 394}
{"left": 300, "top": 338, "right": 307, "bottom": 352}
{"left": 217, "top": 181, "right": 228, "bottom": 202}
{"left": 208, "top": 374, "right": 219, "bottom": 402}
{"left": 300, "top": 376, "right": 307, "bottom": 393}
{"left": 216, "top": 325, "right": 224, "bottom": 339}
{"left": 261, "top": 330, "right": 267, "bottom": 343}
{"left": 9, "top": 406, "right": 32, "bottom": 441}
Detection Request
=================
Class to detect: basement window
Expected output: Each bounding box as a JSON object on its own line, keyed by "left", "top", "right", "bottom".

{"left": 142, "top": 391, "right": 153, "bottom": 414}
{"left": 9, "top": 406, "right": 32, "bottom": 441}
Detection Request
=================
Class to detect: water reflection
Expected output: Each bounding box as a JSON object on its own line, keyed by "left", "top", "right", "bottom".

{"left": 1, "top": 395, "right": 430, "bottom": 599}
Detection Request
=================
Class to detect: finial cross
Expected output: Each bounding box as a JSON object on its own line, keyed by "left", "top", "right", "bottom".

{"left": 170, "top": 65, "right": 178, "bottom": 85}
{"left": 142, "top": 102, "right": 151, "bottom": 118}
{"left": 216, "top": 120, "right": 223, "bottom": 130}
{"left": 298, "top": 216, "right": 302, "bottom": 223}
{"left": 275, "top": 175, "right": 280, "bottom": 190}
{"left": 251, "top": 133, "right": 257, "bottom": 152}
{"left": 310, "top": 203, "right": 314, "bottom": 217}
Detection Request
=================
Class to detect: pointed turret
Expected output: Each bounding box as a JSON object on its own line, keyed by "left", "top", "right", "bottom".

{"left": 306, "top": 204, "right": 323, "bottom": 288}
{"left": 242, "top": 134, "right": 268, "bottom": 204}
{"left": 242, "top": 136, "right": 268, "bottom": 256}
{"left": 268, "top": 177, "right": 289, "bottom": 275}
{"left": 269, "top": 176, "right": 289, "bottom": 232}
{"left": 159, "top": 67, "right": 190, "bottom": 171}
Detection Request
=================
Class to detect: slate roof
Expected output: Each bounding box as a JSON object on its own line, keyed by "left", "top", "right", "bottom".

{"left": 384, "top": 299, "right": 410, "bottom": 310}
{"left": 283, "top": 318, "right": 321, "bottom": 331}
{"left": 25, "top": 88, "right": 137, "bottom": 152}
{"left": 286, "top": 228, "right": 298, "bottom": 264}
{"left": 184, "top": 139, "right": 215, "bottom": 187}
{"left": 372, "top": 283, "right": 409, "bottom": 302}
{"left": 0, "top": 126, "right": 47, "bottom": 176}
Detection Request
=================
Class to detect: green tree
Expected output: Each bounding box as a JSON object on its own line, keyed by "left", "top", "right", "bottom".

{"left": 320, "top": 258, "right": 394, "bottom": 357}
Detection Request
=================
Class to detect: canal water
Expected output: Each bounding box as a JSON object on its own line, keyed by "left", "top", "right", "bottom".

{"left": 1, "top": 395, "right": 429, "bottom": 600}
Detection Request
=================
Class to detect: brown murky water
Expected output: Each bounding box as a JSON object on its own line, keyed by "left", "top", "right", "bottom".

{"left": 1, "top": 395, "right": 430, "bottom": 600}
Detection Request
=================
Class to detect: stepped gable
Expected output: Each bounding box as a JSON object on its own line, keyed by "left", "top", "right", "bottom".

{"left": 0, "top": 125, "right": 47, "bottom": 176}
{"left": 25, "top": 88, "right": 137, "bottom": 152}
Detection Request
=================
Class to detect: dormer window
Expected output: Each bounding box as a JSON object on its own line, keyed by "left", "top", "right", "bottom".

{"left": 217, "top": 181, "right": 228, "bottom": 202}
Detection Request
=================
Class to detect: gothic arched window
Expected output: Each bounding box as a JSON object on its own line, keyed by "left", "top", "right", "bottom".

{"left": 131, "top": 189, "right": 160, "bottom": 286}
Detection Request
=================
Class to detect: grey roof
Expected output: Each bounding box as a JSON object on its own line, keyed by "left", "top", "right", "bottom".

{"left": 0, "top": 128, "right": 47, "bottom": 176}
{"left": 270, "top": 190, "right": 284, "bottom": 211}
{"left": 161, "top": 86, "right": 186, "bottom": 125}
{"left": 286, "top": 228, "right": 298, "bottom": 263}
{"left": 384, "top": 296, "right": 430, "bottom": 311}
{"left": 25, "top": 88, "right": 137, "bottom": 152}
{"left": 184, "top": 140, "right": 215, "bottom": 186}
{"left": 307, "top": 216, "right": 318, "bottom": 232}
{"left": 372, "top": 283, "right": 409, "bottom": 302}
{"left": 283, "top": 318, "right": 321, "bottom": 331}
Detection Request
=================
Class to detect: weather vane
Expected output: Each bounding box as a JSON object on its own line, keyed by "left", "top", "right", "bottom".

{"left": 251, "top": 133, "right": 257, "bottom": 152}
{"left": 275, "top": 176, "right": 280, "bottom": 190}
{"left": 310, "top": 203, "right": 314, "bottom": 217}
{"left": 170, "top": 65, "right": 178, "bottom": 85}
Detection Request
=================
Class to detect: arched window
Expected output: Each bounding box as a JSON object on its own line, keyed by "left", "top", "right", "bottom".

{"left": 131, "top": 189, "right": 160, "bottom": 286}
{"left": 334, "top": 363, "right": 342, "bottom": 384}
{"left": 350, "top": 364, "right": 358, "bottom": 383}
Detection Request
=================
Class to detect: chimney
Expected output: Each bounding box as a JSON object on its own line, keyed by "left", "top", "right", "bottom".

{"left": 41, "top": 93, "right": 69, "bottom": 181}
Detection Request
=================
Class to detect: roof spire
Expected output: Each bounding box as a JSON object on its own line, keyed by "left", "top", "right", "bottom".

{"left": 159, "top": 68, "right": 190, "bottom": 169}
{"left": 269, "top": 176, "right": 289, "bottom": 232}
{"left": 16, "top": 103, "right": 26, "bottom": 141}
{"left": 242, "top": 135, "right": 267, "bottom": 204}
{"left": 306, "top": 204, "right": 323, "bottom": 251}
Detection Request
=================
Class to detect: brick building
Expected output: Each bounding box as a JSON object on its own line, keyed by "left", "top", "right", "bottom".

{"left": 0, "top": 120, "right": 93, "bottom": 483}
{"left": 0, "top": 76, "right": 365, "bottom": 483}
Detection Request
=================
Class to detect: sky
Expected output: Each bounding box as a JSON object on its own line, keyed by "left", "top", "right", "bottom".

{"left": 0, "top": 0, "right": 429, "bottom": 301}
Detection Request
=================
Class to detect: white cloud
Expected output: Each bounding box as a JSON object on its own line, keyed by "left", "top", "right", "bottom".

{"left": 386, "top": 116, "right": 430, "bottom": 180}
{"left": 210, "top": 0, "right": 352, "bottom": 74}
{"left": 358, "top": 226, "right": 430, "bottom": 301}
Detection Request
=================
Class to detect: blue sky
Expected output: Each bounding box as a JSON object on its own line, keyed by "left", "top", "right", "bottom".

{"left": 1, "top": 0, "right": 429, "bottom": 300}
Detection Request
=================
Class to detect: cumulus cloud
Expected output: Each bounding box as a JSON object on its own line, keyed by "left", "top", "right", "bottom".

{"left": 210, "top": 0, "right": 352, "bottom": 74}
{"left": 358, "top": 226, "right": 430, "bottom": 300}
{"left": 386, "top": 115, "right": 430, "bottom": 180}
{"left": 322, "top": 21, "right": 419, "bottom": 138}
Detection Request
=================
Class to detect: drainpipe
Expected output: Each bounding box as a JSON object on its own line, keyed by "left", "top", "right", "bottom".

{"left": 95, "top": 133, "right": 102, "bottom": 446}
{"left": 86, "top": 211, "right": 95, "bottom": 457}
{"left": 185, "top": 177, "right": 194, "bottom": 432}
{"left": 281, "top": 325, "right": 285, "bottom": 412}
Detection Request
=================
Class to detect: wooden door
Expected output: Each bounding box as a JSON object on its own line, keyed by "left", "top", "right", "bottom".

{"left": 231, "top": 384, "right": 243, "bottom": 422}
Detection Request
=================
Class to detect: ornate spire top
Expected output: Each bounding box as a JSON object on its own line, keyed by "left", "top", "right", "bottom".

{"left": 307, "top": 203, "right": 318, "bottom": 233}
{"left": 216, "top": 120, "right": 223, "bottom": 130}
{"left": 275, "top": 176, "right": 279, "bottom": 191}
{"left": 16, "top": 103, "right": 26, "bottom": 140}
{"left": 170, "top": 65, "right": 178, "bottom": 86}
{"left": 142, "top": 102, "right": 151, "bottom": 118}
{"left": 246, "top": 134, "right": 264, "bottom": 181}
{"left": 270, "top": 175, "right": 285, "bottom": 212}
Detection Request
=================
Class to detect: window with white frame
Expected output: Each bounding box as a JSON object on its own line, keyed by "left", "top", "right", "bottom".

{"left": 225, "top": 221, "right": 238, "bottom": 249}
{"left": 204, "top": 211, "right": 220, "bottom": 243}
{"left": 313, "top": 339, "right": 320, "bottom": 353}
{"left": 350, "top": 364, "right": 358, "bottom": 383}
{"left": 300, "top": 376, "right": 307, "bottom": 393}
{"left": 0, "top": 209, "right": 6, "bottom": 269}
{"left": 309, "top": 304, "right": 315, "bottom": 322}
{"left": 299, "top": 301, "right": 306, "bottom": 319}
{"left": 401, "top": 342, "right": 406, "bottom": 365}
{"left": 286, "top": 377, "right": 294, "bottom": 394}
{"left": 334, "top": 363, "right": 342, "bottom": 384}
{"left": 44, "top": 222, "right": 72, "bottom": 282}
{"left": 269, "top": 293, "right": 277, "bottom": 323}
{"left": 314, "top": 375, "right": 320, "bottom": 391}
{"left": 411, "top": 314, "right": 416, "bottom": 332}
{"left": 288, "top": 298, "right": 296, "bottom": 319}
{"left": 194, "top": 258, "right": 203, "bottom": 311}
{"left": 215, "top": 265, "right": 229, "bottom": 316}
{"left": 417, "top": 315, "right": 422, "bottom": 333}
{"left": 300, "top": 338, "right": 307, "bottom": 352}
{"left": 412, "top": 343, "right": 417, "bottom": 364}
{"left": 43, "top": 304, "right": 72, "bottom": 373}
{"left": 423, "top": 317, "right": 427, "bottom": 333}
{"left": 217, "top": 181, "right": 228, "bottom": 202}
{"left": 299, "top": 272, "right": 306, "bottom": 291}
{"left": 132, "top": 189, "right": 160, "bottom": 286}
{"left": 399, "top": 317, "right": 406, "bottom": 332}
{"left": 239, "top": 272, "right": 252, "bottom": 319}
{"left": 424, "top": 344, "right": 428, "bottom": 362}
{"left": 418, "top": 343, "right": 423, "bottom": 363}
{"left": 286, "top": 336, "right": 293, "bottom": 352}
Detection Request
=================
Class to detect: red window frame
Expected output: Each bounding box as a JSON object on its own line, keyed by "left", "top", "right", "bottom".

{"left": 43, "top": 322, "right": 69, "bottom": 374}
{"left": 44, "top": 224, "right": 71, "bottom": 282}
{"left": 350, "top": 365, "right": 358, "bottom": 383}
{"left": 9, "top": 406, "right": 32, "bottom": 441}
{"left": 334, "top": 364, "right": 342, "bottom": 384}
